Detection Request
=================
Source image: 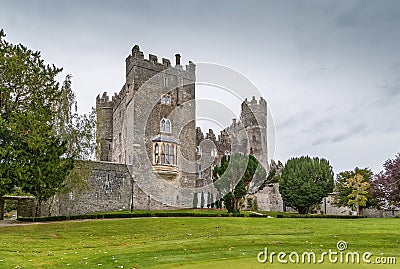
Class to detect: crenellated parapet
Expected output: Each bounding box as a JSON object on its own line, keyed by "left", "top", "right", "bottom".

{"left": 96, "top": 92, "right": 113, "bottom": 107}
{"left": 241, "top": 96, "right": 267, "bottom": 128}
{"left": 125, "top": 45, "right": 196, "bottom": 83}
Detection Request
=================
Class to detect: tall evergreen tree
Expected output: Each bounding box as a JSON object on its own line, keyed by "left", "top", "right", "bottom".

{"left": 0, "top": 30, "right": 96, "bottom": 216}
{"left": 192, "top": 193, "right": 198, "bottom": 209}
{"left": 200, "top": 192, "right": 205, "bottom": 208}
{"left": 278, "top": 156, "right": 334, "bottom": 214}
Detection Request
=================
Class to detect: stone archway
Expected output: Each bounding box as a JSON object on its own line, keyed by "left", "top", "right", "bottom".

{"left": 0, "top": 196, "right": 35, "bottom": 220}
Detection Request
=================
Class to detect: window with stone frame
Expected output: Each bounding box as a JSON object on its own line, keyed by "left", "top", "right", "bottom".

{"left": 153, "top": 142, "right": 176, "bottom": 166}
{"left": 161, "top": 94, "right": 171, "bottom": 105}
{"left": 196, "top": 146, "right": 202, "bottom": 155}
{"left": 160, "top": 118, "right": 171, "bottom": 133}
{"left": 164, "top": 77, "right": 169, "bottom": 88}
{"left": 211, "top": 148, "right": 218, "bottom": 157}
{"left": 197, "top": 162, "right": 202, "bottom": 179}
{"left": 154, "top": 143, "right": 160, "bottom": 164}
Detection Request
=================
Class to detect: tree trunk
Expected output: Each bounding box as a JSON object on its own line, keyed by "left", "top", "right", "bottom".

{"left": 359, "top": 207, "right": 363, "bottom": 216}
{"left": 0, "top": 197, "right": 4, "bottom": 220}
{"left": 35, "top": 200, "right": 42, "bottom": 217}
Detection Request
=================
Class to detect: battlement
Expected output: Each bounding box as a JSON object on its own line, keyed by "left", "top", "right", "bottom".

{"left": 242, "top": 96, "right": 267, "bottom": 109}
{"left": 96, "top": 92, "right": 113, "bottom": 106}
{"left": 126, "top": 45, "right": 196, "bottom": 75}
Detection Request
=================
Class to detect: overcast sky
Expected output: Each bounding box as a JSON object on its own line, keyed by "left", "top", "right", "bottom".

{"left": 1, "top": 0, "right": 400, "bottom": 174}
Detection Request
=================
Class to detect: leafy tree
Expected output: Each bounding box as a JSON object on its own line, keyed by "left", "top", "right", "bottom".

{"left": 0, "top": 30, "right": 95, "bottom": 216}
{"left": 333, "top": 167, "right": 377, "bottom": 213}
{"left": 0, "top": 29, "right": 70, "bottom": 217}
{"left": 345, "top": 174, "right": 370, "bottom": 215}
{"left": 278, "top": 156, "right": 334, "bottom": 214}
{"left": 372, "top": 153, "right": 400, "bottom": 207}
{"left": 192, "top": 193, "right": 198, "bottom": 208}
{"left": 213, "top": 153, "right": 267, "bottom": 213}
{"left": 54, "top": 75, "right": 96, "bottom": 194}
{"left": 18, "top": 126, "right": 74, "bottom": 216}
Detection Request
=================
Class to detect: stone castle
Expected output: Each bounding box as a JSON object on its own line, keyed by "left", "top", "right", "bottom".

{"left": 95, "top": 45, "right": 270, "bottom": 198}
{"left": 16, "top": 46, "right": 395, "bottom": 218}
{"left": 21, "top": 46, "right": 285, "bottom": 216}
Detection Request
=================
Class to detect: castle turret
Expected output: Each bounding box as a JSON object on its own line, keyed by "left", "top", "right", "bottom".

{"left": 240, "top": 96, "right": 268, "bottom": 168}
{"left": 96, "top": 92, "right": 114, "bottom": 162}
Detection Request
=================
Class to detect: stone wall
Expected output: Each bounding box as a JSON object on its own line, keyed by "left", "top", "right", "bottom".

{"left": 248, "top": 183, "right": 284, "bottom": 212}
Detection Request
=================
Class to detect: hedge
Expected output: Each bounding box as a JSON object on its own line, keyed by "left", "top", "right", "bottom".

{"left": 17, "top": 211, "right": 365, "bottom": 222}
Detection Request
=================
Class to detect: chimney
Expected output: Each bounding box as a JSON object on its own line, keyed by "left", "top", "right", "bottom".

{"left": 175, "top": 54, "right": 181, "bottom": 65}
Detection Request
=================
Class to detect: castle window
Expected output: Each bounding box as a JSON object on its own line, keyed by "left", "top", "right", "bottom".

{"left": 164, "top": 77, "right": 169, "bottom": 88}
{"left": 169, "top": 145, "right": 175, "bottom": 165}
{"left": 211, "top": 148, "right": 218, "bottom": 157}
{"left": 161, "top": 144, "right": 166, "bottom": 164}
{"left": 197, "top": 162, "right": 202, "bottom": 179}
{"left": 165, "top": 144, "right": 170, "bottom": 164}
{"left": 154, "top": 143, "right": 160, "bottom": 164}
{"left": 154, "top": 143, "right": 176, "bottom": 165}
{"left": 160, "top": 118, "right": 171, "bottom": 133}
{"left": 161, "top": 94, "right": 171, "bottom": 105}
{"left": 252, "top": 135, "right": 256, "bottom": 142}
{"left": 196, "top": 146, "right": 202, "bottom": 156}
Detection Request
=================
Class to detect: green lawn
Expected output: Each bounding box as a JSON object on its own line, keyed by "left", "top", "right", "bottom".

{"left": 0, "top": 217, "right": 398, "bottom": 268}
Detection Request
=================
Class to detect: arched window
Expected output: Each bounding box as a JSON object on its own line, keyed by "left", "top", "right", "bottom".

{"left": 161, "top": 94, "right": 170, "bottom": 105}
{"left": 161, "top": 119, "right": 166, "bottom": 131}
{"left": 211, "top": 148, "right": 218, "bottom": 157}
{"left": 197, "top": 162, "right": 202, "bottom": 179}
{"left": 165, "top": 144, "right": 170, "bottom": 164}
{"left": 160, "top": 118, "right": 171, "bottom": 133}
{"left": 161, "top": 144, "right": 166, "bottom": 164}
{"left": 170, "top": 145, "right": 175, "bottom": 165}
{"left": 154, "top": 143, "right": 159, "bottom": 164}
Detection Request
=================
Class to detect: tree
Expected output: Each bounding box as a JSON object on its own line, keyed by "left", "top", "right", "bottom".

{"left": 207, "top": 192, "right": 211, "bottom": 208}
{"left": 213, "top": 153, "right": 267, "bottom": 213}
{"left": 192, "top": 193, "right": 198, "bottom": 208}
{"left": 333, "top": 167, "right": 377, "bottom": 214}
{"left": 200, "top": 192, "right": 205, "bottom": 208}
{"left": 0, "top": 30, "right": 95, "bottom": 217}
{"left": 278, "top": 156, "right": 334, "bottom": 214}
{"left": 54, "top": 75, "right": 96, "bottom": 195}
{"left": 0, "top": 29, "right": 71, "bottom": 217}
{"left": 372, "top": 153, "right": 400, "bottom": 207}
{"left": 345, "top": 174, "right": 370, "bottom": 215}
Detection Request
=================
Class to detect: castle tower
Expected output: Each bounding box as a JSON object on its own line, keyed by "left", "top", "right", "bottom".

{"left": 96, "top": 92, "right": 113, "bottom": 162}
{"left": 96, "top": 45, "right": 197, "bottom": 187}
{"left": 240, "top": 96, "right": 268, "bottom": 168}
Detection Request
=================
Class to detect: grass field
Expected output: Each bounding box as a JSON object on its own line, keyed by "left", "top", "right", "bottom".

{"left": 0, "top": 217, "right": 398, "bottom": 268}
